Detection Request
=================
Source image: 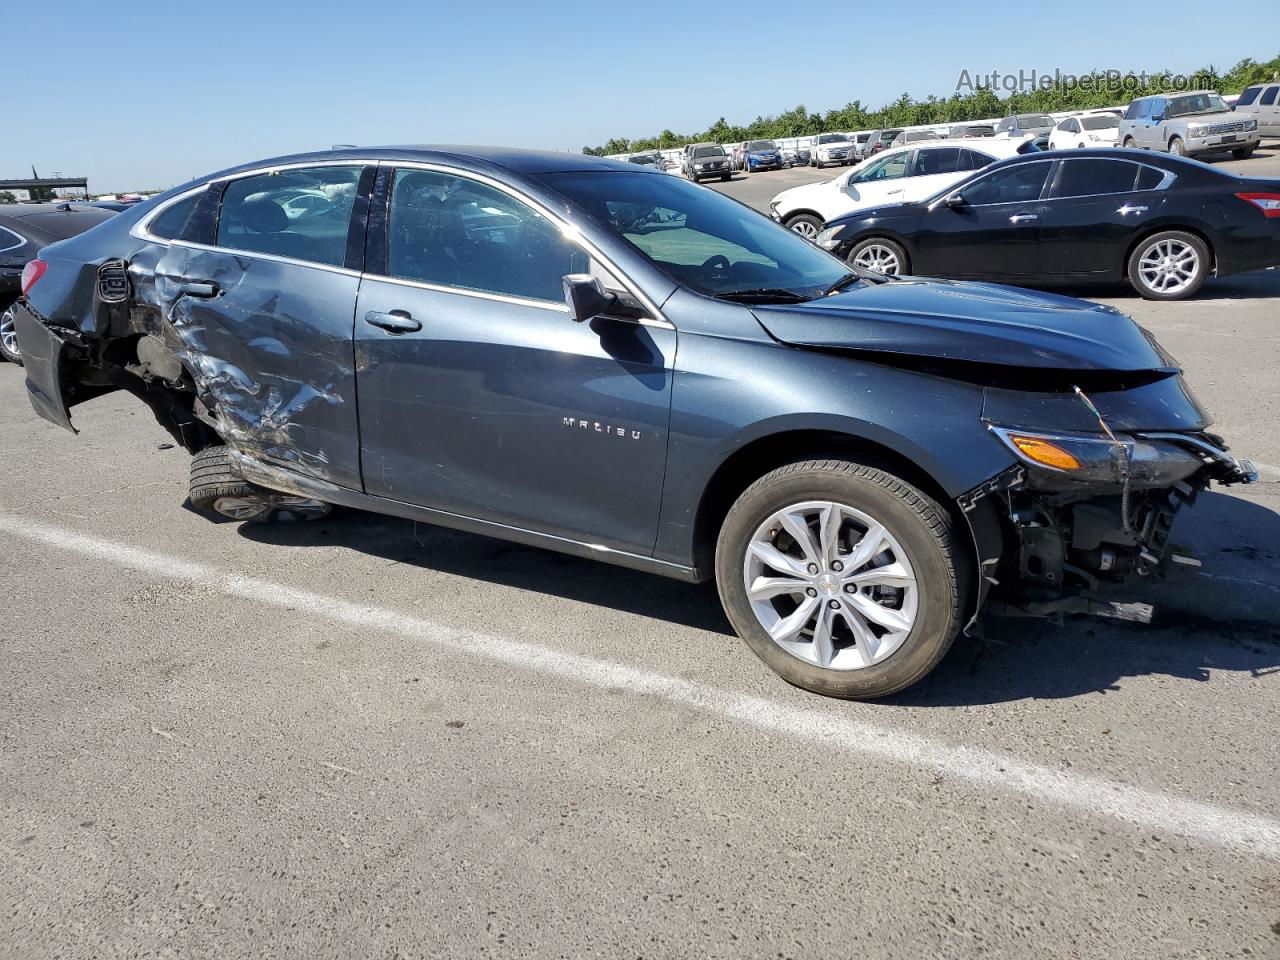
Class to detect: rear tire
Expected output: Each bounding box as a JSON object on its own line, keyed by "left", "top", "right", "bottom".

{"left": 1126, "top": 230, "right": 1210, "bottom": 301}
{"left": 0, "top": 301, "right": 21, "bottom": 365}
{"left": 189, "top": 445, "right": 332, "bottom": 523}
{"left": 715, "top": 459, "right": 969, "bottom": 700}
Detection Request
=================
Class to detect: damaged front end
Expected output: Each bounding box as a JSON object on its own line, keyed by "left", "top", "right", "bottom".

{"left": 963, "top": 399, "right": 1256, "bottom": 625}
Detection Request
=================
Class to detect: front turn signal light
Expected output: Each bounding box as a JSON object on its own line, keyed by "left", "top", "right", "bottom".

{"left": 1005, "top": 434, "right": 1082, "bottom": 470}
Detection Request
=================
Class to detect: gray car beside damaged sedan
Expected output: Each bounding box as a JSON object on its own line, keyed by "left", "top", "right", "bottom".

{"left": 13, "top": 146, "right": 1256, "bottom": 699}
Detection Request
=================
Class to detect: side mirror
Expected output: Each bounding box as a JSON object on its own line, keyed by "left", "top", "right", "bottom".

{"left": 944, "top": 193, "right": 967, "bottom": 210}
{"left": 1151, "top": 114, "right": 1164, "bottom": 123}
{"left": 562, "top": 274, "right": 618, "bottom": 323}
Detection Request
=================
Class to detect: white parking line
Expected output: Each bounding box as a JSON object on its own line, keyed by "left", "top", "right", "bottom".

{"left": 3, "top": 511, "right": 1279, "bottom": 861}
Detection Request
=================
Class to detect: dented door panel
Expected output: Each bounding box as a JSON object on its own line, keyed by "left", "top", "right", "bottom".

{"left": 134, "top": 243, "right": 363, "bottom": 489}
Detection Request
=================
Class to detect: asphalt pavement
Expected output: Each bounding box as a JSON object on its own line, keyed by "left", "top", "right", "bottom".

{"left": 2, "top": 146, "right": 1280, "bottom": 958}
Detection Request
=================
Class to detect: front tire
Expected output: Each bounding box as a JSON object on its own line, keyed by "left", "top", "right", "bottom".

{"left": 1127, "top": 230, "right": 1210, "bottom": 300}
{"left": 1122, "top": 136, "right": 1136, "bottom": 149}
{"left": 785, "top": 213, "right": 823, "bottom": 240}
{"left": 189, "top": 445, "right": 332, "bottom": 523}
{"left": 1232, "top": 145, "right": 1255, "bottom": 160}
{"left": 715, "top": 460, "right": 968, "bottom": 700}
{"left": 847, "top": 237, "right": 909, "bottom": 276}
{"left": 0, "top": 301, "right": 21, "bottom": 365}
{"left": 1167, "top": 136, "right": 1186, "bottom": 157}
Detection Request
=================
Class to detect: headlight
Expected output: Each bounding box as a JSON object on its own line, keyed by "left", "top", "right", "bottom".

{"left": 990, "top": 426, "right": 1202, "bottom": 488}
{"left": 814, "top": 225, "right": 846, "bottom": 250}
{"left": 1187, "top": 125, "right": 1206, "bottom": 138}
{"left": 694, "top": 164, "right": 704, "bottom": 170}
{"left": 1244, "top": 118, "right": 1258, "bottom": 131}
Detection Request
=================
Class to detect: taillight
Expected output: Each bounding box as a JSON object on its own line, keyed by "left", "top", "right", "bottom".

{"left": 1235, "top": 192, "right": 1280, "bottom": 218}
{"left": 20, "top": 258, "right": 47, "bottom": 295}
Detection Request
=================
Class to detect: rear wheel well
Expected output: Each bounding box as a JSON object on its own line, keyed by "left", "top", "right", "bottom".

{"left": 691, "top": 430, "right": 962, "bottom": 575}
{"left": 1123, "top": 224, "right": 1216, "bottom": 276}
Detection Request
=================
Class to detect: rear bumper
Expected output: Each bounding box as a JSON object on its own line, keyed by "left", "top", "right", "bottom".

{"left": 12, "top": 300, "right": 76, "bottom": 432}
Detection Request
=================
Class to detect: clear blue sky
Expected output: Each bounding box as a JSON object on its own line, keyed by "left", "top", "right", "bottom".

{"left": 11, "top": 0, "right": 1276, "bottom": 193}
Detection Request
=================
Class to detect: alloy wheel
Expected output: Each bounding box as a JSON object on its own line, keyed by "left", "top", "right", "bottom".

{"left": 212, "top": 494, "right": 332, "bottom": 522}
{"left": 0, "top": 305, "right": 19, "bottom": 360}
{"left": 1137, "top": 238, "right": 1199, "bottom": 296}
{"left": 742, "top": 500, "right": 918, "bottom": 671}
{"left": 851, "top": 243, "right": 902, "bottom": 275}
{"left": 789, "top": 220, "right": 819, "bottom": 239}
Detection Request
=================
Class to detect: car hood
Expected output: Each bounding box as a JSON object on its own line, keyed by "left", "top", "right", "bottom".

{"left": 751, "top": 278, "right": 1178, "bottom": 372}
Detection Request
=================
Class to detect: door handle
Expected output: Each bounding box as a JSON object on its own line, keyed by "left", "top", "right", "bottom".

{"left": 177, "top": 280, "right": 219, "bottom": 298}
{"left": 364, "top": 309, "right": 422, "bottom": 334}
{"left": 1008, "top": 214, "right": 1038, "bottom": 223}
{"left": 886, "top": 188, "right": 904, "bottom": 195}
{"left": 1117, "top": 204, "right": 1149, "bottom": 216}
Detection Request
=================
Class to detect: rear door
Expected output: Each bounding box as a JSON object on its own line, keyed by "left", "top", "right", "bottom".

{"left": 902, "top": 147, "right": 968, "bottom": 202}
{"left": 353, "top": 165, "right": 676, "bottom": 554}
{"left": 149, "top": 162, "right": 370, "bottom": 490}
{"left": 1258, "top": 85, "right": 1280, "bottom": 136}
{"left": 915, "top": 160, "right": 1052, "bottom": 278}
{"left": 1038, "top": 158, "right": 1165, "bottom": 276}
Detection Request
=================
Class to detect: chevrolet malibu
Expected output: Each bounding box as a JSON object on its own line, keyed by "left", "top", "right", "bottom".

{"left": 14, "top": 146, "right": 1255, "bottom": 699}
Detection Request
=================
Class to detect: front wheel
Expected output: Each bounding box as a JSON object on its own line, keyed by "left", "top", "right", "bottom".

{"left": 1122, "top": 136, "right": 1136, "bottom": 149}
{"left": 847, "top": 237, "right": 909, "bottom": 276}
{"left": 785, "top": 213, "right": 823, "bottom": 240}
{"left": 1167, "top": 136, "right": 1186, "bottom": 157}
{"left": 1232, "top": 145, "right": 1255, "bottom": 160}
{"left": 1127, "top": 230, "right": 1210, "bottom": 300}
{"left": 715, "top": 460, "right": 968, "bottom": 699}
{"left": 0, "top": 302, "right": 21, "bottom": 365}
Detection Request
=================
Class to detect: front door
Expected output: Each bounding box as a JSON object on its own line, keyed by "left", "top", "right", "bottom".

{"left": 354, "top": 166, "right": 675, "bottom": 554}
{"left": 914, "top": 160, "right": 1053, "bottom": 278}
{"left": 148, "top": 162, "right": 369, "bottom": 489}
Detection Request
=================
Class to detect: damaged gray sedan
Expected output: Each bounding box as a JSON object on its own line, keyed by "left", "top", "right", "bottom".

{"left": 12, "top": 146, "right": 1256, "bottom": 699}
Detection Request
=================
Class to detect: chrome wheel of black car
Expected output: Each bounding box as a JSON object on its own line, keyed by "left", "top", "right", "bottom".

{"left": 848, "top": 238, "right": 907, "bottom": 276}
{"left": 0, "top": 303, "right": 21, "bottom": 365}
{"left": 212, "top": 494, "right": 333, "bottom": 522}
{"left": 1128, "top": 231, "right": 1210, "bottom": 300}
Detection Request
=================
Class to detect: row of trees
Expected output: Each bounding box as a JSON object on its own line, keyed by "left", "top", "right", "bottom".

{"left": 583, "top": 55, "right": 1280, "bottom": 156}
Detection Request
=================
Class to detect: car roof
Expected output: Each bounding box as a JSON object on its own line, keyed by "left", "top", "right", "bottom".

{"left": 0, "top": 204, "right": 116, "bottom": 241}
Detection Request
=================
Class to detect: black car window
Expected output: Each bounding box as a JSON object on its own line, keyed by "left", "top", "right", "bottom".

{"left": 1135, "top": 166, "right": 1165, "bottom": 191}
{"left": 911, "top": 148, "right": 962, "bottom": 176}
{"left": 1236, "top": 86, "right": 1262, "bottom": 106}
{"left": 0, "top": 225, "right": 25, "bottom": 251}
{"left": 148, "top": 194, "right": 200, "bottom": 241}
{"left": 216, "top": 165, "right": 362, "bottom": 268}
{"left": 961, "top": 163, "right": 1051, "bottom": 206}
{"left": 386, "top": 169, "right": 585, "bottom": 303}
{"left": 1050, "top": 159, "right": 1143, "bottom": 199}
{"left": 1261, "top": 86, "right": 1279, "bottom": 106}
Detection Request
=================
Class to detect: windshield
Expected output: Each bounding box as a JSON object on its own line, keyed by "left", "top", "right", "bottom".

{"left": 539, "top": 171, "right": 851, "bottom": 300}
{"left": 748, "top": 140, "right": 777, "bottom": 151}
{"left": 1167, "top": 93, "right": 1229, "bottom": 117}
{"left": 816, "top": 134, "right": 848, "bottom": 144}
{"left": 629, "top": 154, "right": 659, "bottom": 165}
{"left": 1020, "top": 115, "right": 1054, "bottom": 128}
{"left": 1081, "top": 115, "right": 1119, "bottom": 130}
{"left": 693, "top": 146, "right": 725, "bottom": 158}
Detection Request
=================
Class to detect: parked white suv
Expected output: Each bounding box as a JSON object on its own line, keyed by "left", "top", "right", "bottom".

{"left": 769, "top": 140, "right": 1028, "bottom": 238}
{"left": 1234, "top": 83, "right": 1280, "bottom": 136}
{"left": 810, "top": 133, "right": 854, "bottom": 168}
{"left": 1048, "top": 110, "right": 1122, "bottom": 150}
{"left": 1118, "top": 91, "right": 1259, "bottom": 159}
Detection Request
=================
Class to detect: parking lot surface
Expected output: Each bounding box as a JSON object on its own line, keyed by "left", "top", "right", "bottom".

{"left": 3, "top": 149, "right": 1280, "bottom": 958}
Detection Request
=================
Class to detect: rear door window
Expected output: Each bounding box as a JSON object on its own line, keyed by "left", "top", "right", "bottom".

{"left": 1050, "top": 159, "right": 1143, "bottom": 198}
{"left": 910, "top": 148, "right": 962, "bottom": 177}
{"left": 0, "top": 225, "right": 25, "bottom": 251}
{"left": 216, "top": 165, "right": 363, "bottom": 267}
{"left": 148, "top": 193, "right": 201, "bottom": 241}
{"left": 1261, "top": 86, "right": 1279, "bottom": 106}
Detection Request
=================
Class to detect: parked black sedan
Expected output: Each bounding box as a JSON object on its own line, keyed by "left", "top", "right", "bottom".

{"left": 0, "top": 203, "right": 116, "bottom": 363}
{"left": 815, "top": 149, "right": 1280, "bottom": 300}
